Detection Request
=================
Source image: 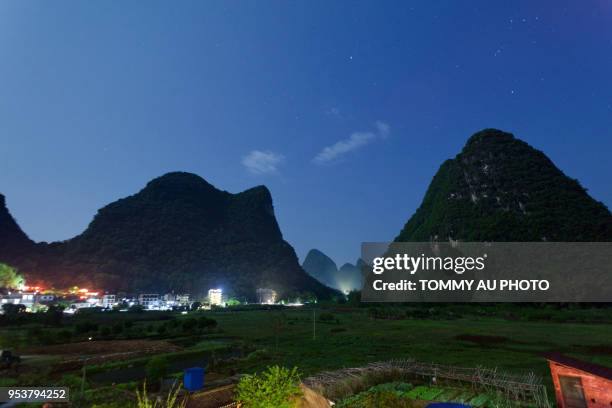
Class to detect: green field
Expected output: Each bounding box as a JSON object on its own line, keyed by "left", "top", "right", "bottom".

{"left": 2, "top": 305, "right": 612, "bottom": 406}
{"left": 208, "top": 307, "right": 612, "bottom": 385}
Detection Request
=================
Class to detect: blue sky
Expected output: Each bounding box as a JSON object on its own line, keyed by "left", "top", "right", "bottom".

{"left": 1, "top": 1, "right": 611, "bottom": 265}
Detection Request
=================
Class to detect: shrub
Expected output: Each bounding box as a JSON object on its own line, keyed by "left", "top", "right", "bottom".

{"left": 236, "top": 366, "right": 302, "bottom": 408}
{"left": 136, "top": 380, "right": 185, "bottom": 408}
{"left": 112, "top": 323, "right": 124, "bottom": 334}
{"left": 57, "top": 373, "right": 86, "bottom": 390}
{"left": 75, "top": 321, "right": 99, "bottom": 334}
{"left": 181, "top": 318, "right": 197, "bottom": 332}
{"left": 129, "top": 305, "right": 145, "bottom": 313}
{"left": 197, "top": 316, "right": 217, "bottom": 329}
{"left": 57, "top": 329, "right": 73, "bottom": 343}
{"left": 318, "top": 312, "right": 338, "bottom": 323}
{"left": 145, "top": 356, "right": 168, "bottom": 389}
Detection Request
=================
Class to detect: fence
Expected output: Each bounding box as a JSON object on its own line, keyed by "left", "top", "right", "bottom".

{"left": 304, "top": 358, "right": 550, "bottom": 408}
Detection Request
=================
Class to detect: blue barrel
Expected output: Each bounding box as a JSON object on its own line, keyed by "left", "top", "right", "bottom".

{"left": 184, "top": 367, "right": 205, "bottom": 392}
{"left": 426, "top": 404, "right": 472, "bottom": 408}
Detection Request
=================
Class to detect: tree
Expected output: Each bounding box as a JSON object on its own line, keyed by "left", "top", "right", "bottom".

{"left": 226, "top": 298, "right": 241, "bottom": 306}
{"left": 45, "top": 304, "right": 65, "bottom": 326}
{"left": 0, "top": 263, "right": 24, "bottom": 290}
{"left": 128, "top": 304, "right": 145, "bottom": 313}
{"left": 1, "top": 303, "right": 26, "bottom": 315}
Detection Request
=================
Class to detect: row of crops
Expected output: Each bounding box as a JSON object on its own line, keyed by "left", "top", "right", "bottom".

{"left": 335, "top": 382, "right": 538, "bottom": 408}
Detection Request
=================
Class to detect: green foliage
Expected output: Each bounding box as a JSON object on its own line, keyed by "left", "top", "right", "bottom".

{"left": 197, "top": 316, "right": 217, "bottom": 329}
{"left": 57, "top": 373, "right": 86, "bottom": 390}
{"left": 145, "top": 356, "right": 168, "bottom": 388}
{"left": 181, "top": 318, "right": 197, "bottom": 332}
{"left": 75, "top": 321, "right": 99, "bottom": 334}
{"left": 45, "top": 304, "right": 65, "bottom": 326}
{"left": 236, "top": 365, "right": 302, "bottom": 408}
{"left": 347, "top": 290, "right": 361, "bottom": 305}
{"left": 318, "top": 312, "right": 337, "bottom": 323}
{"left": 136, "top": 380, "right": 185, "bottom": 408}
{"left": 129, "top": 304, "right": 145, "bottom": 313}
{"left": 226, "top": 297, "right": 241, "bottom": 306}
{"left": 0, "top": 263, "right": 24, "bottom": 289}
{"left": 396, "top": 129, "right": 612, "bottom": 242}
{"left": 1, "top": 303, "right": 25, "bottom": 315}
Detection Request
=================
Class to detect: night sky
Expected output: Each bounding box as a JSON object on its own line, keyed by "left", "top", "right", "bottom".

{"left": 1, "top": 1, "right": 611, "bottom": 265}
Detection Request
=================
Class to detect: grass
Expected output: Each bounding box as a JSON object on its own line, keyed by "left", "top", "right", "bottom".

{"left": 4, "top": 305, "right": 612, "bottom": 404}
{"left": 204, "top": 307, "right": 612, "bottom": 391}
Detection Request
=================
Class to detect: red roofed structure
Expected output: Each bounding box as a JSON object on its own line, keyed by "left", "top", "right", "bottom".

{"left": 544, "top": 352, "right": 612, "bottom": 408}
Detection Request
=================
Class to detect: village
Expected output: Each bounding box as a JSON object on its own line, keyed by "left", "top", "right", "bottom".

{"left": 0, "top": 285, "right": 281, "bottom": 314}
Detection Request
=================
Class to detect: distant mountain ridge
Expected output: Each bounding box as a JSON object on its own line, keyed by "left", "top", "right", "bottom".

{"left": 0, "top": 172, "right": 337, "bottom": 299}
{"left": 396, "top": 129, "right": 612, "bottom": 242}
{"left": 302, "top": 249, "right": 363, "bottom": 293}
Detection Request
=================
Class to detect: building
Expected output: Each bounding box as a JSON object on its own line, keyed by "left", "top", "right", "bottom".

{"left": 208, "top": 289, "right": 223, "bottom": 306}
{"left": 1, "top": 292, "right": 37, "bottom": 309}
{"left": 0, "top": 294, "right": 24, "bottom": 306}
{"left": 138, "top": 294, "right": 160, "bottom": 309}
{"left": 102, "top": 294, "right": 116, "bottom": 308}
{"left": 176, "top": 294, "right": 190, "bottom": 305}
{"left": 36, "top": 294, "right": 56, "bottom": 303}
{"left": 256, "top": 288, "right": 277, "bottom": 304}
{"left": 163, "top": 293, "right": 190, "bottom": 307}
{"left": 544, "top": 352, "right": 612, "bottom": 408}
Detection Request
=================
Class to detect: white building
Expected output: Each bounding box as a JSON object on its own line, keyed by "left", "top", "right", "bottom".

{"left": 0, "top": 294, "right": 25, "bottom": 306}
{"left": 208, "top": 289, "right": 223, "bottom": 306}
{"left": 102, "top": 294, "right": 116, "bottom": 308}
{"left": 176, "top": 294, "right": 190, "bottom": 305}
{"left": 1, "top": 292, "right": 37, "bottom": 309}
{"left": 138, "top": 294, "right": 160, "bottom": 309}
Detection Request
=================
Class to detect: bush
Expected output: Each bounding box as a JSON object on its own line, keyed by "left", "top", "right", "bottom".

{"left": 197, "top": 316, "right": 217, "bottom": 330}
{"left": 129, "top": 305, "right": 145, "bottom": 313}
{"left": 57, "top": 329, "right": 73, "bottom": 343}
{"left": 318, "top": 312, "right": 338, "bottom": 323}
{"left": 100, "top": 326, "right": 112, "bottom": 337}
{"left": 57, "top": 373, "right": 86, "bottom": 390}
{"left": 75, "top": 321, "right": 99, "bottom": 334}
{"left": 112, "top": 323, "right": 124, "bottom": 334}
{"left": 145, "top": 356, "right": 168, "bottom": 389}
{"left": 181, "top": 318, "right": 197, "bottom": 332}
{"left": 236, "top": 366, "right": 302, "bottom": 408}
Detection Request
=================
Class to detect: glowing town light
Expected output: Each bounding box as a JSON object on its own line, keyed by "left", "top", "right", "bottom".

{"left": 208, "top": 289, "right": 223, "bottom": 306}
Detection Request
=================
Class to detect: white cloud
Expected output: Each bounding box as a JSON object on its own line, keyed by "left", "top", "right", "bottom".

{"left": 242, "top": 150, "right": 285, "bottom": 175}
{"left": 375, "top": 120, "right": 390, "bottom": 137}
{"left": 313, "top": 121, "right": 390, "bottom": 164}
